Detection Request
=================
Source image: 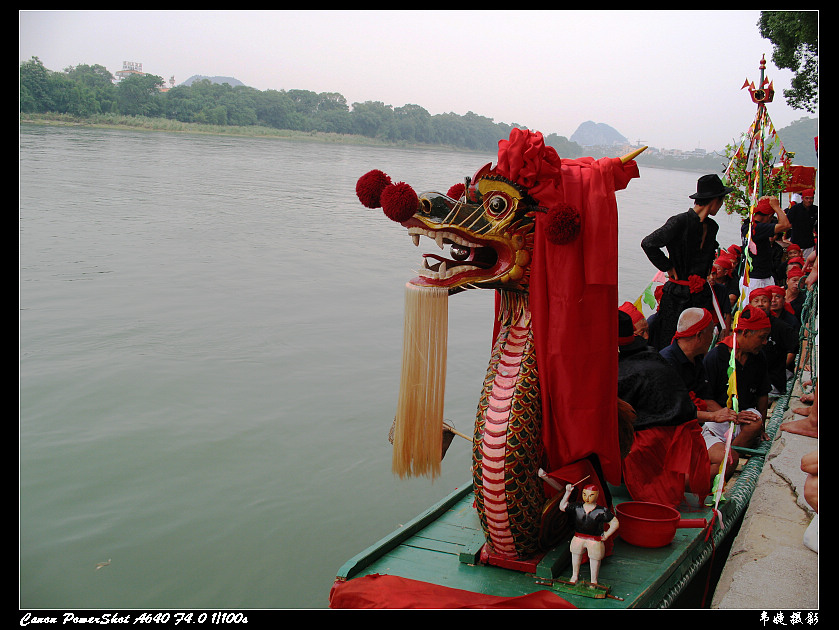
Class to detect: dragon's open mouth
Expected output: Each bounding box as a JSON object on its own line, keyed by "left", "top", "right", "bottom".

{"left": 407, "top": 225, "right": 505, "bottom": 288}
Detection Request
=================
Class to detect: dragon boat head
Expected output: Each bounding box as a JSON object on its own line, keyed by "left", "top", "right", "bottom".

{"left": 355, "top": 162, "right": 556, "bottom": 294}
{"left": 355, "top": 129, "right": 644, "bottom": 487}
{"left": 356, "top": 133, "right": 644, "bottom": 296}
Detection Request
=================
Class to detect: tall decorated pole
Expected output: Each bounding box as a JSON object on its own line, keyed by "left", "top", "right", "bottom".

{"left": 712, "top": 56, "right": 791, "bottom": 517}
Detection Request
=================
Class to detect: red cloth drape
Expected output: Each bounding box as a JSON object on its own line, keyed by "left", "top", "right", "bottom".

{"left": 621, "top": 421, "right": 711, "bottom": 508}
{"left": 489, "top": 129, "right": 639, "bottom": 485}
{"left": 527, "top": 155, "right": 638, "bottom": 485}
{"left": 329, "top": 574, "right": 575, "bottom": 609}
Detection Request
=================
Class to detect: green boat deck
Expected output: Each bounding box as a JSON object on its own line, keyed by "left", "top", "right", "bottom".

{"left": 335, "top": 480, "right": 746, "bottom": 609}
{"left": 334, "top": 391, "right": 789, "bottom": 609}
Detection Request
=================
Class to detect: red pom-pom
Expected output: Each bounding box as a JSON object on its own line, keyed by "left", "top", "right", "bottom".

{"left": 446, "top": 182, "right": 466, "bottom": 200}
{"left": 544, "top": 203, "right": 581, "bottom": 245}
{"left": 381, "top": 182, "right": 419, "bottom": 222}
{"left": 356, "top": 169, "right": 392, "bottom": 208}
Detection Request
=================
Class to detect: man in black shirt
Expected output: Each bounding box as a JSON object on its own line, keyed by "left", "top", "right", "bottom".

{"left": 702, "top": 305, "right": 771, "bottom": 480}
{"left": 748, "top": 287, "right": 797, "bottom": 397}
{"left": 660, "top": 307, "right": 738, "bottom": 427}
{"left": 618, "top": 311, "right": 711, "bottom": 507}
{"left": 785, "top": 188, "right": 817, "bottom": 258}
{"left": 769, "top": 285, "right": 800, "bottom": 334}
{"left": 741, "top": 196, "right": 791, "bottom": 299}
{"left": 641, "top": 174, "right": 734, "bottom": 350}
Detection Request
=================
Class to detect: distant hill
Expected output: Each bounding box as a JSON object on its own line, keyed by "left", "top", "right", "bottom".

{"left": 180, "top": 75, "right": 246, "bottom": 88}
{"left": 776, "top": 116, "right": 818, "bottom": 167}
{"left": 570, "top": 121, "right": 628, "bottom": 147}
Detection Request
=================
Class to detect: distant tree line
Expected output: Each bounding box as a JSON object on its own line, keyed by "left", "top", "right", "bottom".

{"left": 20, "top": 56, "right": 583, "bottom": 156}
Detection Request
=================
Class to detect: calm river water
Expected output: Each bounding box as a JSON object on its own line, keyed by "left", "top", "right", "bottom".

{"left": 19, "top": 124, "right": 746, "bottom": 609}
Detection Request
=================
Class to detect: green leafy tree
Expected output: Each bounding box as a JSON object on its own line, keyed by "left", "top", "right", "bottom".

{"left": 254, "top": 89, "right": 303, "bottom": 130}
{"left": 43, "top": 67, "right": 106, "bottom": 117}
{"left": 63, "top": 63, "right": 115, "bottom": 91}
{"left": 350, "top": 101, "right": 395, "bottom": 138}
{"left": 20, "top": 56, "right": 53, "bottom": 112}
{"left": 310, "top": 109, "right": 353, "bottom": 134}
{"left": 116, "top": 73, "right": 164, "bottom": 116}
{"left": 316, "top": 92, "right": 349, "bottom": 113}
{"left": 286, "top": 89, "right": 321, "bottom": 119}
{"left": 545, "top": 133, "right": 584, "bottom": 159}
{"left": 430, "top": 112, "right": 468, "bottom": 147}
{"left": 220, "top": 85, "right": 258, "bottom": 126}
{"left": 66, "top": 83, "right": 102, "bottom": 117}
{"left": 394, "top": 104, "right": 432, "bottom": 143}
{"left": 460, "top": 111, "right": 503, "bottom": 151}
{"left": 758, "top": 11, "right": 818, "bottom": 112}
{"left": 162, "top": 84, "right": 202, "bottom": 122}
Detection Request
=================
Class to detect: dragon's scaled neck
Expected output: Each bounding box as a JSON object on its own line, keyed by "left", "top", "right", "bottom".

{"left": 474, "top": 286, "right": 543, "bottom": 558}
{"left": 495, "top": 289, "right": 530, "bottom": 330}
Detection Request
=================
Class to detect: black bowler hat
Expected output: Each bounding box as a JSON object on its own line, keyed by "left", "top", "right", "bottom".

{"left": 689, "top": 174, "right": 736, "bottom": 200}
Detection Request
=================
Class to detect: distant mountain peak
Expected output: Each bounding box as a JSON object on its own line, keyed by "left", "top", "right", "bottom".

{"left": 180, "top": 75, "right": 245, "bottom": 88}
{"left": 570, "top": 121, "right": 628, "bottom": 147}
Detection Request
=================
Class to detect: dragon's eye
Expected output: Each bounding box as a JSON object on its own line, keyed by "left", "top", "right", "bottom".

{"left": 486, "top": 193, "right": 510, "bottom": 218}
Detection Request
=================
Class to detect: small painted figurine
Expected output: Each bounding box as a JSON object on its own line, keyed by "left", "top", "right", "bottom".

{"left": 559, "top": 483, "right": 619, "bottom": 585}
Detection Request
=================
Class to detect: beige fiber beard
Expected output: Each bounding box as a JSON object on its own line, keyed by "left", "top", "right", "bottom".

{"left": 392, "top": 282, "right": 449, "bottom": 479}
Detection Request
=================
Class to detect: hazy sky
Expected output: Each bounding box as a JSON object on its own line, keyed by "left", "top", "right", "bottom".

{"left": 20, "top": 10, "right": 818, "bottom": 152}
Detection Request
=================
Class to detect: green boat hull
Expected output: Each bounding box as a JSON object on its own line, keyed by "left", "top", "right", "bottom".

{"left": 332, "top": 396, "right": 788, "bottom": 609}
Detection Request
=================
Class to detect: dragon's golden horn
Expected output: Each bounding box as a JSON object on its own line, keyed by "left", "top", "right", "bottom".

{"left": 621, "top": 146, "right": 648, "bottom": 163}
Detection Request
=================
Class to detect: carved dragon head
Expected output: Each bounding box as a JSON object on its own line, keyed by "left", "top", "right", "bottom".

{"left": 356, "top": 129, "right": 644, "bottom": 485}
{"left": 356, "top": 165, "right": 543, "bottom": 294}
{"left": 356, "top": 130, "right": 643, "bottom": 297}
{"left": 408, "top": 167, "right": 543, "bottom": 293}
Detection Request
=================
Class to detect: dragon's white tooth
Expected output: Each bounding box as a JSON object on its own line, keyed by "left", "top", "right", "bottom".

{"left": 439, "top": 261, "right": 447, "bottom": 276}
{"left": 412, "top": 234, "right": 420, "bottom": 246}
{"left": 436, "top": 233, "right": 444, "bottom": 249}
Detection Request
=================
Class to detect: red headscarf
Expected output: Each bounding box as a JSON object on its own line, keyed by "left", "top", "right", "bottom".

{"left": 735, "top": 304, "right": 771, "bottom": 331}
{"left": 493, "top": 129, "right": 640, "bottom": 484}
{"left": 713, "top": 255, "right": 734, "bottom": 275}
{"left": 767, "top": 285, "right": 795, "bottom": 315}
{"left": 619, "top": 301, "right": 644, "bottom": 324}
{"left": 673, "top": 308, "right": 713, "bottom": 340}
{"left": 748, "top": 287, "right": 773, "bottom": 301}
{"left": 754, "top": 198, "right": 774, "bottom": 215}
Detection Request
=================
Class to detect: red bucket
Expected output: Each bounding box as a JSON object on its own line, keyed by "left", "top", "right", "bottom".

{"left": 616, "top": 501, "right": 707, "bottom": 548}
